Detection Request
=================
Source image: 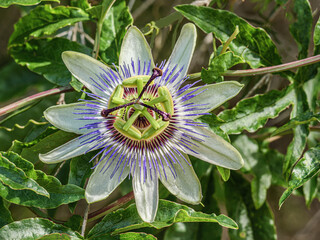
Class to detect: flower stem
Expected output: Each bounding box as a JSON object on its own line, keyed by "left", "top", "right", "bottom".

{"left": 0, "top": 86, "right": 73, "bottom": 118}
{"left": 88, "top": 191, "right": 134, "bottom": 222}
{"left": 188, "top": 54, "right": 320, "bottom": 79}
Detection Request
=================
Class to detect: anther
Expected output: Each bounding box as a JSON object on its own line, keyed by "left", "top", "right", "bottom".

{"left": 101, "top": 102, "right": 135, "bottom": 118}
{"left": 136, "top": 67, "right": 163, "bottom": 103}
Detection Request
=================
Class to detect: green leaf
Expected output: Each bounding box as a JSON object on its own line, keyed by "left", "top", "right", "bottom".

{"left": 0, "top": 218, "right": 82, "bottom": 240}
{"left": 217, "top": 86, "right": 294, "bottom": 134}
{"left": 233, "top": 135, "right": 271, "bottom": 209}
{"left": 0, "top": 152, "right": 84, "bottom": 208}
{"left": 201, "top": 52, "right": 244, "bottom": 83}
{"left": 0, "top": 0, "right": 59, "bottom": 8}
{"left": 87, "top": 200, "right": 237, "bottom": 239}
{"left": 198, "top": 114, "right": 229, "bottom": 141}
{"left": 289, "top": 0, "right": 312, "bottom": 59}
{"left": 37, "top": 233, "right": 76, "bottom": 240}
{"left": 303, "top": 175, "right": 318, "bottom": 208}
{"left": 9, "top": 5, "right": 89, "bottom": 46}
{"left": 0, "top": 152, "right": 49, "bottom": 197}
{"left": 272, "top": 112, "right": 320, "bottom": 136}
{"left": 175, "top": 5, "right": 282, "bottom": 68}
{"left": 225, "top": 173, "right": 276, "bottom": 240}
{"left": 283, "top": 87, "right": 309, "bottom": 180}
{"left": 99, "top": 0, "right": 133, "bottom": 64}
{"left": 0, "top": 197, "right": 13, "bottom": 228}
{"left": 216, "top": 166, "right": 230, "bottom": 182}
{"left": 280, "top": 145, "right": 320, "bottom": 208}
{"left": 10, "top": 38, "right": 91, "bottom": 86}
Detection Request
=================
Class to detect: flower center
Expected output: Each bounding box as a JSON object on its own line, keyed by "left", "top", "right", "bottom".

{"left": 103, "top": 68, "right": 174, "bottom": 141}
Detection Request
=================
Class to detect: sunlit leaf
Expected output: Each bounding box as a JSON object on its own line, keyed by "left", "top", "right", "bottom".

{"left": 217, "top": 86, "right": 294, "bottom": 134}
{"left": 0, "top": 152, "right": 84, "bottom": 208}
{"left": 0, "top": 152, "right": 49, "bottom": 197}
{"left": 87, "top": 200, "right": 237, "bottom": 239}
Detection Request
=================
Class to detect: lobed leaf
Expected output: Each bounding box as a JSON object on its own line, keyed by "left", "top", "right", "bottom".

{"left": 0, "top": 0, "right": 59, "bottom": 8}
{"left": 0, "top": 218, "right": 82, "bottom": 240}
{"left": 280, "top": 145, "right": 320, "bottom": 208}
{"left": 10, "top": 38, "right": 91, "bottom": 86}
{"left": 87, "top": 200, "right": 237, "bottom": 239}
{"left": 175, "top": 5, "right": 282, "bottom": 68}
{"left": 0, "top": 152, "right": 49, "bottom": 197}
{"left": 217, "top": 86, "right": 294, "bottom": 134}
{"left": 9, "top": 5, "right": 89, "bottom": 46}
{"left": 0, "top": 152, "right": 84, "bottom": 208}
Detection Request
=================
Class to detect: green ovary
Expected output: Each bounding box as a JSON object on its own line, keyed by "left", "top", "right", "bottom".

{"left": 108, "top": 76, "right": 174, "bottom": 141}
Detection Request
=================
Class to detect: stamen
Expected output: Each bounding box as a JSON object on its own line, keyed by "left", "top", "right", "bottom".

{"left": 136, "top": 67, "right": 162, "bottom": 102}
{"left": 139, "top": 102, "right": 171, "bottom": 121}
{"left": 101, "top": 102, "right": 135, "bottom": 118}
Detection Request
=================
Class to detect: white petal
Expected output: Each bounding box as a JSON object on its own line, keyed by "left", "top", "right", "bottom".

{"left": 119, "top": 26, "right": 155, "bottom": 76}
{"left": 181, "top": 81, "right": 243, "bottom": 119}
{"left": 85, "top": 149, "right": 130, "bottom": 203}
{"left": 159, "top": 152, "right": 202, "bottom": 204}
{"left": 133, "top": 164, "right": 158, "bottom": 222}
{"left": 62, "top": 51, "right": 117, "bottom": 97}
{"left": 39, "top": 136, "right": 100, "bottom": 164}
{"left": 44, "top": 103, "right": 104, "bottom": 135}
{"left": 161, "top": 23, "right": 196, "bottom": 90}
{"left": 182, "top": 126, "right": 244, "bottom": 170}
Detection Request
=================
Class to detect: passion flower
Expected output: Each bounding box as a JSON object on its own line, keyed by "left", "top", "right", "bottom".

{"left": 39, "top": 23, "right": 244, "bottom": 222}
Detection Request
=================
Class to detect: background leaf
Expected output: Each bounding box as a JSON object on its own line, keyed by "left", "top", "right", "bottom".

{"left": 0, "top": 218, "right": 82, "bottom": 240}
{"left": 175, "top": 5, "right": 282, "bottom": 68}
{"left": 8, "top": 5, "right": 89, "bottom": 47}
{"left": 10, "top": 38, "right": 91, "bottom": 86}
{"left": 0, "top": 197, "right": 13, "bottom": 228}
{"left": 99, "top": 0, "right": 133, "bottom": 65}
{"left": 0, "top": 0, "right": 59, "bottom": 8}
{"left": 217, "top": 86, "right": 294, "bottom": 134}
{"left": 87, "top": 200, "right": 237, "bottom": 239}
{"left": 0, "top": 152, "right": 84, "bottom": 208}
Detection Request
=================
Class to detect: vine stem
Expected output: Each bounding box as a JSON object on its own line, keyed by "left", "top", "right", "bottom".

{"left": 2, "top": 55, "right": 320, "bottom": 118}
{"left": 88, "top": 191, "right": 134, "bottom": 222}
{"left": 0, "top": 86, "right": 73, "bottom": 118}
{"left": 188, "top": 54, "right": 320, "bottom": 79}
